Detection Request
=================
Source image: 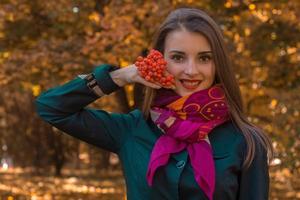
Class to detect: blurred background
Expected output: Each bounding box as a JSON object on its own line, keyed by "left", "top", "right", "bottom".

{"left": 0, "top": 0, "right": 299, "bottom": 199}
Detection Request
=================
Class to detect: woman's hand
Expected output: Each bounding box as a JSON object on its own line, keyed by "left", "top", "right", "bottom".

{"left": 109, "top": 64, "right": 175, "bottom": 89}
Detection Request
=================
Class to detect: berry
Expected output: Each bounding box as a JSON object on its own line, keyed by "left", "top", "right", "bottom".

{"left": 135, "top": 49, "right": 175, "bottom": 87}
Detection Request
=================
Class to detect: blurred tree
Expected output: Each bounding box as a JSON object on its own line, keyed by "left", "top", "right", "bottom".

{"left": 0, "top": 1, "right": 299, "bottom": 191}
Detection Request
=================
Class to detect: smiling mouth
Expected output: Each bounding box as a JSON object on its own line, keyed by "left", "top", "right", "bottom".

{"left": 180, "top": 79, "right": 202, "bottom": 90}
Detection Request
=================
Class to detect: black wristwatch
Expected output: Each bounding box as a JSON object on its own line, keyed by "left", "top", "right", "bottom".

{"left": 78, "top": 64, "right": 121, "bottom": 96}
{"left": 82, "top": 73, "right": 104, "bottom": 97}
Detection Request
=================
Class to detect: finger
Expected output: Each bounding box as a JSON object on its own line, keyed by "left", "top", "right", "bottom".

{"left": 162, "top": 84, "right": 176, "bottom": 90}
{"left": 144, "top": 81, "right": 162, "bottom": 89}
{"left": 136, "top": 69, "right": 174, "bottom": 89}
{"left": 163, "top": 70, "right": 173, "bottom": 77}
{"left": 138, "top": 77, "right": 161, "bottom": 89}
{"left": 136, "top": 71, "right": 160, "bottom": 89}
{"left": 151, "top": 80, "right": 175, "bottom": 90}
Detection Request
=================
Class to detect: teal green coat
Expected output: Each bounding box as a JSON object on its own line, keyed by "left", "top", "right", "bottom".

{"left": 35, "top": 64, "right": 269, "bottom": 200}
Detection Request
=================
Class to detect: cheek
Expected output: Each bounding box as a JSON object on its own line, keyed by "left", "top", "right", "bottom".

{"left": 164, "top": 56, "right": 181, "bottom": 75}
{"left": 203, "top": 63, "right": 215, "bottom": 78}
{"left": 166, "top": 63, "right": 181, "bottom": 75}
{"left": 167, "top": 61, "right": 180, "bottom": 75}
{"left": 210, "top": 64, "right": 216, "bottom": 78}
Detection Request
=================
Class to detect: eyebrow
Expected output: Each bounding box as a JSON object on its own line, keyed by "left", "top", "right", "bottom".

{"left": 169, "top": 50, "right": 212, "bottom": 55}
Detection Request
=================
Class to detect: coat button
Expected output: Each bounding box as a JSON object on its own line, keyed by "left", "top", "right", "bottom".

{"left": 176, "top": 160, "right": 186, "bottom": 169}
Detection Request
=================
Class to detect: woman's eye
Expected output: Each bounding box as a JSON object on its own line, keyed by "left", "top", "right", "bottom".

{"left": 171, "top": 55, "right": 183, "bottom": 62}
{"left": 199, "top": 55, "right": 212, "bottom": 62}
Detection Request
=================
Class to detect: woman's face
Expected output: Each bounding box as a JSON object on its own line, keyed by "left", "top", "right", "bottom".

{"left": 163, "top": 29, "right": 215, "bottom": 97}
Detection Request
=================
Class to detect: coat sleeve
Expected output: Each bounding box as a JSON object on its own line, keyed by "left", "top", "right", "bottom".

{"left": 35, "top": 64, "right": 141, "bottom": 154}
{"left": 237, "top": 136, "right": 270, "bottom": 200}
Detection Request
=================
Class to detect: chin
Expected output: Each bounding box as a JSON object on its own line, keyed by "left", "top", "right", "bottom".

{"left": 175, "top": 88, "right": 198, "bottom": 97}
{"left": 175, "top": 84, "right": 212, "bottom": 96}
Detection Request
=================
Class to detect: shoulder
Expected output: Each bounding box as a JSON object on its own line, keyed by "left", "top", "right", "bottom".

{"left": 109, "top": 108, "right": 144, "bottom": 126}
{"left": 209, "top": 121, "right": 245, "bottom": 156}
{"left": 129, "top": 109, "right": 144, "bottom": 122}
{"left": 89, "top": 108, "right": 144, "bottom": 132}
{"left": 209, "top": 121, "right": 244, "bottom": 146}
{"left": 214, "top": 122, "right": 269, "bottom": 165}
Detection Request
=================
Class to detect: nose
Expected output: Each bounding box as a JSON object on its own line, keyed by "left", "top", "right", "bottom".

{"left": 183, "top": 60, "right": 198, "bottom": 76}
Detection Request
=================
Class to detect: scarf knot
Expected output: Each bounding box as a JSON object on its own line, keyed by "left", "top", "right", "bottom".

{"left": 146, "top": 84, "right": 230, "bottom": 200}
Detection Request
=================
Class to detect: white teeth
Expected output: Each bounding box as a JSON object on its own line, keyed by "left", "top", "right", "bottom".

{"left": 181, "top": 80, "right": 200, "bottom": 86}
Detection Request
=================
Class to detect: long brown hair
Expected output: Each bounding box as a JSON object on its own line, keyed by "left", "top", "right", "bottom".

{"left": 142, "top": 7, "right": 274, "bottom": 169}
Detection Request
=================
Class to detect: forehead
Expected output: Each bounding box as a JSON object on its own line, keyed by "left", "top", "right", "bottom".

{"left": 164, "top": 30, "right": 211, "bottom": 53}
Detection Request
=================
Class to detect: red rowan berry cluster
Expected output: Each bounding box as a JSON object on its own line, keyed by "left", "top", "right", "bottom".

{"left": 135, "top": 49, "right": 175, "bottom": 87}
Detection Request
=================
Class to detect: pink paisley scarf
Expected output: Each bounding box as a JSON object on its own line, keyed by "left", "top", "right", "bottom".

{"left": 146, "top": 84, "right": 230, "bottom": 200}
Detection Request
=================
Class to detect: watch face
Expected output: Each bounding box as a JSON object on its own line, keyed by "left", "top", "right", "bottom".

{"left": 87, "top": 79, "right": 97, "bottom": 88}
{"left": 85, "top": 73, "right": 95, "bottom": 81}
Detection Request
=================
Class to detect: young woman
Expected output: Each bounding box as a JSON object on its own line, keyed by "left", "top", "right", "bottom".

{"left": 36, "top": 7, "right": 274, "bottom": 200}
